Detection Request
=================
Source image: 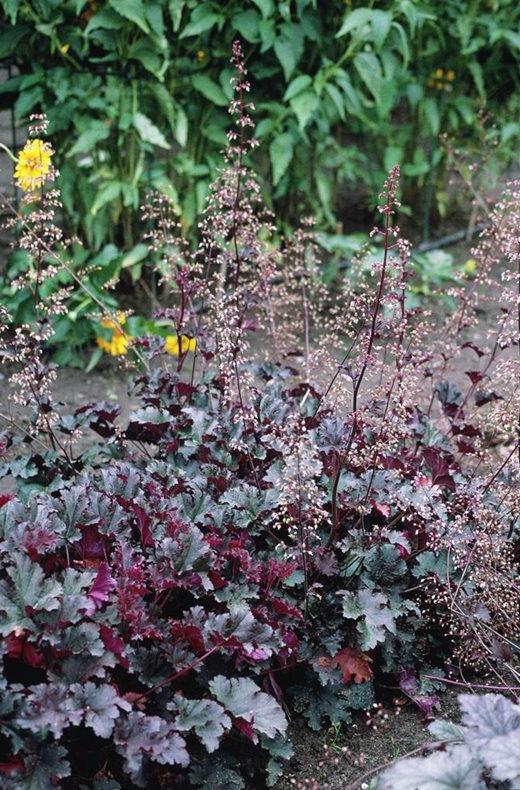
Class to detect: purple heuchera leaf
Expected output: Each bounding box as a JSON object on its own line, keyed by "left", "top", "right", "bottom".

{"left": 399, "top": 668, "right": 440, "bottom": 718}
{"left": 15, "top": 683, "right": 83, "bottom": 737}
{"left": 88, "top": 562, "right": 116, "bottom": 610}
{"left": 170, "top": 695, "right": 231, "bottom": 753}
{"left": 71, "top": 681, "right": 131, "bottom": 738}
{"left": 100, "top": 624, "right": 129, "bottom": 669}
{"left": 114, "top": 711, "right": 189, "bottom": 782}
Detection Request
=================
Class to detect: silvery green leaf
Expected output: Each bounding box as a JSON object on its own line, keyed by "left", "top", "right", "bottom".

{"left": 209, "top": 675, "right": 287, "bottom": 740}
{"left": 15, "top": 683, "right": 82, "bottom": 737}
{"left": 483, "top": 730, "right": 520, "bottom": 784}
{"left": 71, "top": 682, "right": 130, "bottom": 738}
{"left": 428, "top": 719, "right": 465, "bottom": 741}
{"left": 459, "top": 692, "right": 520, "bottom": 747}
{"left": 114, "top": 712, "right": 189, "bottom": 780}
{"left": 379, "top": 745, "right": 485, "bottom": 789}
{"left": 171, "top": 696, "right": 231, "bottom": 752}
{"left": 23, "top": 743, "right": 71, "bottom": 789}
{"left": 341, "top": 589, "right": 396, "bottom": 650}
{"left": 0, "top": 554, "right": 62, "bottom": 636}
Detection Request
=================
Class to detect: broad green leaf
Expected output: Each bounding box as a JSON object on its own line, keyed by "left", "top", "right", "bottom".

{"left": 2, "top": 0, "right": 20, "bottom": 24}
{"left": 68, "top": 122, "right": 110, "bottom": 156}
{"left": 273, "top": 28, "right": 303, "bottom": 81}
{"left": 502, "top": 30, "right": 520, "bottom": 51}
{"left": 90, "top": 181, "right": 121, "bottom": 215}
{"left": 14, "top": 85, "right": 43, "bottom": 120}
{"left": 259, "top": 17, "right": 276, "bottom": 51}
{"left": 423, "top": 97, "right": 440, "bottom": 135}
{"left": 232, "top": 10, "right": 260, "bottom": 43}
{"left": 109, "top": 0, "right": 150, "bottom": 34}
{"left": 336, "top": 7, "right": 372, "bottom": 38}
{"left": 179, "top": 12, "right": 220, "bottom": 38}
{"left": 283, "top": 74, "right": 312, "bottom": 101}
{"left": 384, "top": 145, "right": 402, "bottom": 171}
{"left": 175, "top": 107, "right": 188, "bottom": 146}
{"left": 392, "top": 20, "right": 410, "bottom": 65}
{"left": 270, "top": 132, "right": 294, "bottom": 186}
{"left": 468, "top": 61, "right": 485, "bottom": 100}
{"left": 252, "top": 0, "right": 273, "bottom": 17}
{"left": 191, "top": 74, "right": 228, "bottom": 106}
{"left": 133, "top": 112, "right": 170, "bottom": 148}
{"left": 324, "top": 83, "right": 346, "bottom": 120}
{"left": 315, "top": 169, "right": 332, "bottom": 216}
{"left": 145, "top": 3, "right": 165, "bottom": 40}
{"left": 353, "top": 51, "right": 382, "bottom": 102}
{"left": 84, "top": 7, "right": 123, "bottom": 34}
{"left": 290, "top": 90, "right": 319, "bottom": 129}
{"left": 148, "top": 83, "right": 176, "bottom": 132}
{"left": 371, "top": 10, "right": 392, "bottom": 48}
{"left": 128, "top": 41, "right": 164, "bottom": 76}
{"left": 501, "top": 122, "right": 520, "bottom": 144}
{"left": 168, "top": 0, "right": 185, "bottom": 31}
{"left": 120, "top": 182, "right": 139, "bottom": 208}
{"left": 0, "top": 23, "right": 30, "bottom": 58}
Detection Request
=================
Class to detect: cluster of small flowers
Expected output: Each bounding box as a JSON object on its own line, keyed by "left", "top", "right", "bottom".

{"left": 265, "top": 412, "right": 328, "bottom": 547}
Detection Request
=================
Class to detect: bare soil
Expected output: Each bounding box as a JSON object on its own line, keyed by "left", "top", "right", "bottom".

{"left": 279, "top": 690, "right": 462, "bottom": 789}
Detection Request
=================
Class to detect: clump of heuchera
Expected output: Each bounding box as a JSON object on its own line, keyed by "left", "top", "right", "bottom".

{"left": 0, "top": 42, "right": 518, "bottom": 790}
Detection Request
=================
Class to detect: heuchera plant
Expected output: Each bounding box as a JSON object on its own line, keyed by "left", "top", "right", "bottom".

{"left": 379, "top": 693, "right": 520, "bottom": 789}
{"left": 0, "top": 43, "right": 518, "bottom": 789}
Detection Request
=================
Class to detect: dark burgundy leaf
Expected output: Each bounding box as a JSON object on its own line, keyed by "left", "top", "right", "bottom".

{"left": 88, "top": 562, "right": 116, "bottom": 609}
{"left": 465, "top": 370, "right": 484, "bottom": 384}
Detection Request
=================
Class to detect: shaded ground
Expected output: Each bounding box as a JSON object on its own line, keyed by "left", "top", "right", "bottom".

{"left": 0, "top": 365, "right": 136, "bottom": 493}
{"left": 279, "top": 690, "right": 462, "bottom": 789}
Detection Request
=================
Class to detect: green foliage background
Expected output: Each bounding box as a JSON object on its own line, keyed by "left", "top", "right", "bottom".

{"left": 0, "top": 0, "right": 519, "bottom": 361}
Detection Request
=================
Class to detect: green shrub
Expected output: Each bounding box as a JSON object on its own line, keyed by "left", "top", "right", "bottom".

{"left": 1, "top": 0, "right": 519, "bottom": 239}
{"left": 0, "top": 0, "right": 519, "bottom": 361}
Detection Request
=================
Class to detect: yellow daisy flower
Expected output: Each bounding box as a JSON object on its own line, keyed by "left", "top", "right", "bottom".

{"left": 97, "top": 331, "right": 131, "bottom": 356}
{"left": 164, "top": 335, "right": 197, "bottom": 356}
{"left": 14, "top": 138, "right": 53, "bottom": 193}
{"left": 96, "top": 312, "right": 131, "bottom": 356}
{"left": 100, "top": 311, "right": 127, "bottom": 330}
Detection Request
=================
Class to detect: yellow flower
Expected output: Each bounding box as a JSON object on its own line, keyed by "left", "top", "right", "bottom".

{"left": 100, "top": 311, "right": 127, "bottom": 330}
{"left": 434, "top": 68, "right": 444, "bottom": 78}
{"left": 164, "top": 335, "right": 197, "bottom": 356}
{"left": 14, "top": 138, "right": 53, "bottom": 193}
{"left": 97, "top": 331, "right": 131, "bottom": 356}
{"left": 96, "top": 312, "right": 131, "bottom": 356}
{"left": 446, "top": 69, "right": 455, "bottom": 81}
{"left": 464, "top": 258, "right": 477, "bottom": 275}
{"left": 196, "top": 50, "right": 206, "bottom": 61}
